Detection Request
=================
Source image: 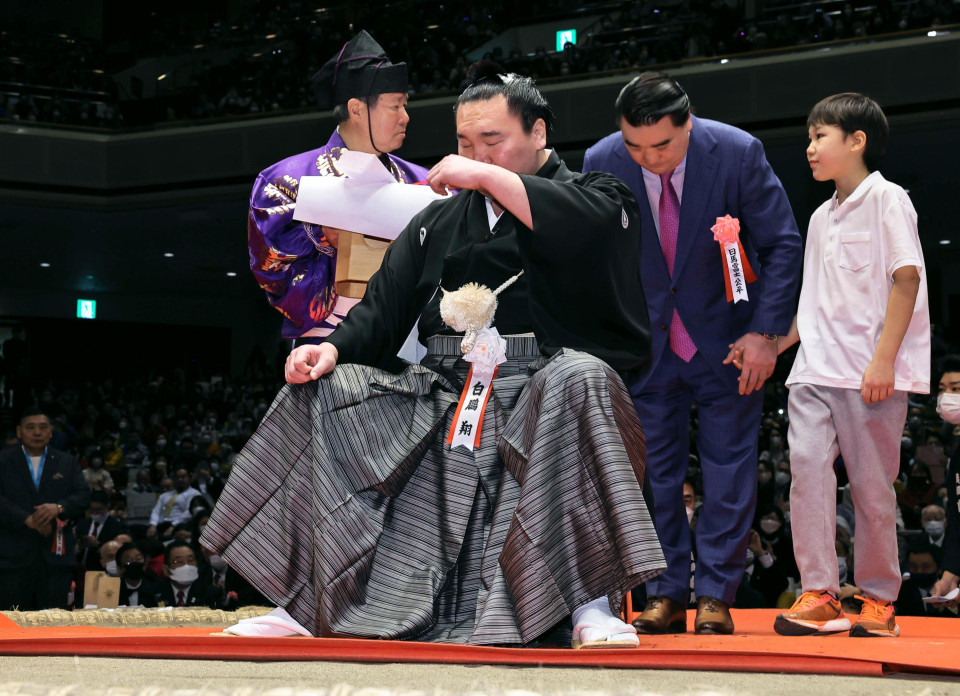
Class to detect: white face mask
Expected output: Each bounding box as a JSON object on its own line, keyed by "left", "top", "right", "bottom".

{"left": 760, "top": 519, "right": 781, "bottom": 536}
{"left": 169, "top": 564, "right": 199, "bottom": 585}
{"left": 105, "top": 560, "right": 118, "bottom": 577}
{"left": 937, "top": 393, "right": 960, "bottom": 425}
{"left": 925, "top": 520, "right": 945, "bottom": 539}
{"left": 774, "top": 471, "right": 790, "bottom": 488}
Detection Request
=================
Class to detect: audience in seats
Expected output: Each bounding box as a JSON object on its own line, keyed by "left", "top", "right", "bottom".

{"left": 82, "top": 454, "right": 114, "bottom": 494}
{"left": 3, "top": 318, "right": 959, "bottom": 619}
{"left": 151, "top": 540, "right": 221, "bottom": 609}
{"left": 116, "top": 541, "right": 160, "bottom": 607}
{"left": 76, "top": 489, "right": 125, "bottom": 572}
{"left": 146, "top": 468, "right": 201, "bottom": 538}
{"left": 2, "top": 0, "right": 958, "bottom": 129}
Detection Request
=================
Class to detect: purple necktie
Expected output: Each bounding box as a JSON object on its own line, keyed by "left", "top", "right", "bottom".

{"left": 659, "top": 171, "right": 697, "bottom": 362}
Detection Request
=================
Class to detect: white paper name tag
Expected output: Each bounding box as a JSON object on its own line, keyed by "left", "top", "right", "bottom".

{"left": 723, "top": 242, "right": 749, "bottom": 303}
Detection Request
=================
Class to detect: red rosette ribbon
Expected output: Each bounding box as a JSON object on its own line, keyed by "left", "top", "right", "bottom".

{"left": 711, "top": 215, "right": 757, "bottom": 303}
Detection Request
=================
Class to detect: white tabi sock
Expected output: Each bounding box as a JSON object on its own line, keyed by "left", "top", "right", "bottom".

{"left": 225, "top": 606, "right": 313, "bottom": 637}
{"left": 572, "top": 596, "right": 639, "bottom": 645}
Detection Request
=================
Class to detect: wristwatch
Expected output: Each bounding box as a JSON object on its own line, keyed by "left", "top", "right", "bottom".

{"left": 760, "top": 333, "right": 779, "bottom": 341}
{"left": 56, "top": 504, "right": 64, "bottom": 516}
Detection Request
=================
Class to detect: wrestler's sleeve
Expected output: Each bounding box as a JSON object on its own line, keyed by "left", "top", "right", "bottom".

{"left": 516, "top": 171, "right": 652, "bottom": 371}
{"left": 326, "top": 206, "right": 434, "bottom": 368}
{"left": 736, "top": 137, "right": 803, "bottom": 337}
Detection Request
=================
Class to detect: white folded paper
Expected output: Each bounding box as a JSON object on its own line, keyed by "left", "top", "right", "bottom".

{"left": 292, "top": 150, "right": 447, "bottom": 241}
{"left": 922, "top": 587, "right": 959, "bottom": 604}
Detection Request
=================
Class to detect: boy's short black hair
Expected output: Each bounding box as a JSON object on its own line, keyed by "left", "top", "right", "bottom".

{"left": 615, "top": 71, "right": 691, "bottom": 128}
{"left": 455, "top": 62, "right": 555, "bottom": 134}
{"left": 807, "top": 93, "right": 889, "bottom": 172}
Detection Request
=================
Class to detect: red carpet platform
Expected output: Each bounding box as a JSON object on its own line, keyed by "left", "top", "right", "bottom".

{"left": 0, "top": 609, "right": 956, "bottom": 677}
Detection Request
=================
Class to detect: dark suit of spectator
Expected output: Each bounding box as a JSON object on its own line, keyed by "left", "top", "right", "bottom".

{"left": 151, "top": 573, "right": 221, "bottom": 609}
{"left": 119, "top": 574, "right": 161, "bottom": 607}
{"left": 933, "top": 451, "right": 960, "bottom": 601}
{"left": 76, "top": 514, "right": 125, "bottom": 571}
{"left": 0, "top": 443, "right": 90, "bottom": 610}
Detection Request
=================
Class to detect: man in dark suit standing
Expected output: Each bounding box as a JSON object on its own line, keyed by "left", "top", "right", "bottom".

{"left": 0, "top": 406, "right": 91, "bottom": 610}
{"left": 583, "top": 72, "right": 802, "bottom": 634}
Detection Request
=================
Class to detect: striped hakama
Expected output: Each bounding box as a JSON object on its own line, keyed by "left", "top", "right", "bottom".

{"left": 201, "top": 337, "right": 665, "bottom": 645}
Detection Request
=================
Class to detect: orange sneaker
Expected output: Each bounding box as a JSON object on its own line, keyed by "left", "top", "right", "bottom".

{"left": 849, "top": 595, "right": 900, "bottom": 637}
{"left": 774, "top": 590, "right": 851, "bottom": 636}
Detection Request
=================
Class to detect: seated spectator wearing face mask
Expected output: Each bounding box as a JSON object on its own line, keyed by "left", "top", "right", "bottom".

{"left": 130, "top": 469, "right": 157, "bottom": 493}
{"left": 766, "top": 431, "right": 788, "bottom": 467}
{"left": 774, "top": 459, "right": 792, "bottom": 502}
{"left": 151, "top": 540, "right": 221, "bottom": 608}
{"left": 169, "top": 522, "right": 193, "bottom": 547}
{"left": 896, "top": 540, "right": 956, "bottom": 617}
{"left": 743, "top": 526, "right": 788, "bottom": 607}
{"left": 199, "top": 544, "right": 273, "bottom": 611}
{"left": 98, "top": 539, "right": 122, "bottom": 578}
{"left": 757, "top": 459, "right": 777, "bottom": 510}
{"left": 930, "top": 356, "right": 960, "bottom": 610}
{"left": 756, "top": 505, "right": 798, "bottom": 582}
{"left": 188, "top": 495, "right": 211, "bottom": 521}
{"left": 76, "top": 490, "right": 125, "bottom": 571}
{"left": 116, "top": 542, "right": 159, "bottom": 607}
{"left": 83, "top": 455, "right": 114, "bottom": 495}
{"left": 897, "top": 461, "right": 938, "bottom": 531}
{"left": 921, "top": 504, "right": 947, "bottom": 548}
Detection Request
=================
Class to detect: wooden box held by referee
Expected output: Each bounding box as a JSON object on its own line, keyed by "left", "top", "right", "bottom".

{"left": 335, "top": 231, "right": 391, "bottom": 298}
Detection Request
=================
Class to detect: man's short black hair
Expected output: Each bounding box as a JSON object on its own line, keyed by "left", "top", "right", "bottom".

{"left": 615, "top": 71, "right": 691, "bottom": 128}
{"left": 117, "top": 541, "right": 144, "bottom": 565}
{"left": 90, "top": 489, "right": 110, "bottom": 506}
{"left": 332, "top": 94, "right": 381, "bottom": 124}
{"left": 18, "top": 405, "right": 49, "bottom": 424}
{"left": 807, "top": 93, "right": 889, "bottom": 172}
{"left": 455, "top": 62, "right": 555, "bottom": 134}
{"left": 906, "top": 537, "right": 942, "bottom": 566}
{"left": 164, "top": 539, "right": 194, "bottom": 566}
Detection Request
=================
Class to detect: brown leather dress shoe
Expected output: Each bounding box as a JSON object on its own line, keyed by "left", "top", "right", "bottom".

{"left": 631, "top": 595, "right": 687, "bottom": 634}
{"left": 695, "top": 595, "right": 734, "bottom": 634}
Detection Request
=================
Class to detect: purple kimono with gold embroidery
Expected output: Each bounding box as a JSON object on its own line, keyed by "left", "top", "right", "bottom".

{"left": 248, "top": 130, "right": 429, "bottom": 339}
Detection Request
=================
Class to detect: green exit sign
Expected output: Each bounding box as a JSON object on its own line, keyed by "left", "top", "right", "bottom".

{"left": 77, "top": 299, "right": 97, "bottom": 319}
{"left": 556, "top": 29, "right": 576, "bottom": 51}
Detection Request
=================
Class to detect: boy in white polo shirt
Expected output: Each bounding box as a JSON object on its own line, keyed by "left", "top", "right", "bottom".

{"left": 773, "top": 93, "right": 930, "bottom": 637}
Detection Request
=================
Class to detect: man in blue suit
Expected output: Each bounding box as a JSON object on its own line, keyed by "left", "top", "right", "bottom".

{"left": 583, "top": 72, "right": 802, "bottom": 634}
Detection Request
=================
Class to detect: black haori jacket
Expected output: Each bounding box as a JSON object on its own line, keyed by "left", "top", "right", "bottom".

{"left": 327, "top": 150, "right": 652, "bottom": 373}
